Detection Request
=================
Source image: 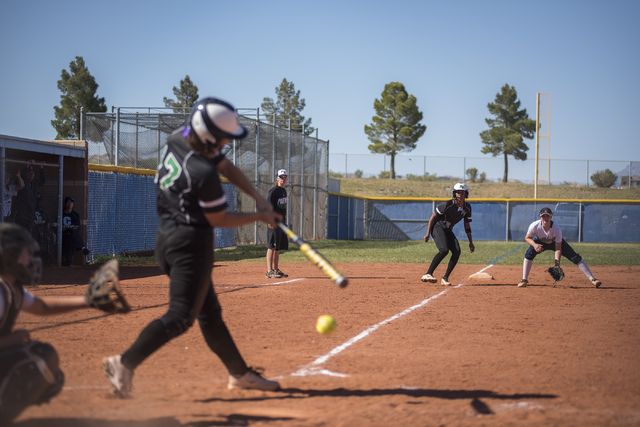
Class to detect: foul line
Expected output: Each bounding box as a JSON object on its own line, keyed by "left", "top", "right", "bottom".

{"left": 291, "top": 284, "right": 462, "bottom": 378}
{"left": 487, "top": 243, "right": 527, "bottom": 265}
{"left": 216, "top": 278, "right": 304, "bottom": 289}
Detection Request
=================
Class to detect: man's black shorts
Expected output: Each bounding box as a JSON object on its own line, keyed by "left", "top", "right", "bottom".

{"left": 267, "top": 226, "right": 288, "bottom": 251}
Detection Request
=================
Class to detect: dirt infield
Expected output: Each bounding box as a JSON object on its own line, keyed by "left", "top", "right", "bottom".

{"left": 13, "top": 262, "right": 640, "bottom": 426}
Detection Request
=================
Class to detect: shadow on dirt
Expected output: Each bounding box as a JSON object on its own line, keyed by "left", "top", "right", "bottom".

{"left": 197, "top": 387, "right": 557, "bottom": 403}
{"left": 15, "top": 413, "right": 295, "bottom": 427}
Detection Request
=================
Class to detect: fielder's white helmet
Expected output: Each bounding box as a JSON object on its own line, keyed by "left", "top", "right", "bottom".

{"left": 190, "top": 98, "right": 247, "bottom": 149}
{"left": 453, "top": 182, "right": 469, "bottom": 198}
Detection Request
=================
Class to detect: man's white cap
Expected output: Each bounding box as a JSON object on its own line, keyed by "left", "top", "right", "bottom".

{"left": 277, "top": 169, "right": 289, "bottom": 177}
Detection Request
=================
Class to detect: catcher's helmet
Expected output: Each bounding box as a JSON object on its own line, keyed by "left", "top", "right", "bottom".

{"left": 0, "top": 223, "right": 42, "bottom": 286}
{"left": 452, "top": 182, "right": 469, "bottom": 198}
{"left": 189, "top": 98, "right": 248, "bottom": 150}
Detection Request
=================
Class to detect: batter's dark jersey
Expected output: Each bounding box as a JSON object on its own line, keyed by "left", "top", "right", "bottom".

{"left": 155, "top": 128, "right": 227, "bottom": 226}
{"left": 434, "top": 199, "right": 472, "bottom": 229}
{"left": 267, "top": 186, "right": 287, "bottom": 221}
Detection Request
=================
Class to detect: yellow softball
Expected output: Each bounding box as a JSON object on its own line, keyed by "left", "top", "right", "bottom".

{"left": 316, "top": 315, "right": 337, "bottom": 335}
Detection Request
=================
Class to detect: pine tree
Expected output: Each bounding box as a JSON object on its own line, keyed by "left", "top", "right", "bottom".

{"left": 261, "top": 78, "right": 314, "bottom": 135}
{"left": 364, "top": 82, "right": 426, "bottom": 179}
{"left": 480, "top": 84, "right": 535, "bottom": 182}
{"left": 163, "top": 75, "right": 199, "bottom": 113}
{"left": 52, "top": 56, "right": 107, "bottom": 139}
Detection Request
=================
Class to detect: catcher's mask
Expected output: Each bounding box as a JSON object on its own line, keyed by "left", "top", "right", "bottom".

{"left": 189, "top": 98, "right": 247, "bottom": 152}
{"left": 0, "top": 223, "right": 42, "bottom": 286}
{"left": 452, "top": 182, "right": 469, "bottom": 198}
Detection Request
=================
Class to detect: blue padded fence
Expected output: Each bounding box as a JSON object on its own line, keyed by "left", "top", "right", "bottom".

{"left": 87, "top": 171, "right": 237, "bottom": 256}
{"left": 328, "top": 194, "right": 640, "bottom": 243}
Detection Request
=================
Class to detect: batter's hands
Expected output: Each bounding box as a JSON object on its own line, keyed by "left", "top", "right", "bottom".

{"left": 261, "top": 211, "right": 282, "bottom": 228}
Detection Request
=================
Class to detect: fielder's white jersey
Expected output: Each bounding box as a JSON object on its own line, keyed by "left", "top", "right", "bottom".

{"left": 526, "top": 220, "right": 563, "bottom": 244}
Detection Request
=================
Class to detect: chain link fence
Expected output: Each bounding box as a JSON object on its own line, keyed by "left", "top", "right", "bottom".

{"left": 82, "top": 108, "right": 328, "bottom": 245}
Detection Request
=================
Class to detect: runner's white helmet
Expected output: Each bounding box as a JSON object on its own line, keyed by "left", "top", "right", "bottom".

{"left": 452, "top": 182, "right": 469, "bottom": 198}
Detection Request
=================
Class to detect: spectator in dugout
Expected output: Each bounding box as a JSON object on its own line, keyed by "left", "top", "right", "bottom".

{"left": 13, "top": 161, "right": 45, "bottom": 235}
{"left": 3, "top": 169, "right": 25, "bottom": 222}
{"left": 61, "top": 197, "right": 91, "bottom": 266}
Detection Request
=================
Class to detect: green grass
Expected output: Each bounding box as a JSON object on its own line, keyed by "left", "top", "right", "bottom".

{"left": 93, "top": 240, "right": 640, "bottom": 267}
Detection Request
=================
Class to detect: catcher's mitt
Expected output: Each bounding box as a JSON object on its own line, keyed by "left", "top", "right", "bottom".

{"left": 547, "top": 265, "right": 565, "bottom": 282}
{"left": 85, "top": 259, "right": 130, "bottom": 313}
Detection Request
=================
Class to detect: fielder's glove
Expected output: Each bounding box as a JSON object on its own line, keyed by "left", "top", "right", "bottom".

{"left": 547, "top": 265, "right": 565, "bottom": 282}
{"left": 85, "top": 259, "right": 131, "bottom": 313}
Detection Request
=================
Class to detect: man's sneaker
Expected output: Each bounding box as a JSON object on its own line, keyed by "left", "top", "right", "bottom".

{"left": 103, "top": 355, "right": 133, "bottom": 398}
{"left": 421, "top": 273, "right": 436, "bottom": 283}
{"left": 591, "top": 278, "right": 602, "bottom": 288}
{"left": 441, "top": 277, "right": 451, "bottom": 286}
{"left": 275, "top": 269, "right": 288, "bottom": 278}
{"left": 517, "top": 279, "right": 528, "bottom": 288}
{"left": 265, "top": 270, "right": 276, "bottom": 278}
{"left": 228, "top": 368, "right": 280, "bottom": 391}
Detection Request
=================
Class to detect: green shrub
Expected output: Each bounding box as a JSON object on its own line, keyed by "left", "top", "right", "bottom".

{"left": 590, "top": 169, "right": 618, "bottom": 188}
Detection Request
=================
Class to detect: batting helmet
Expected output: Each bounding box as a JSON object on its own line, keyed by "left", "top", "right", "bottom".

{"left": 189, "top": 98, "right": 248, "bottom": 150}
{"left": 452, "top": 182, "right": 469, "bottom": 198}
{"left": 0, "top": 223, "right": 42, "bottom": 286}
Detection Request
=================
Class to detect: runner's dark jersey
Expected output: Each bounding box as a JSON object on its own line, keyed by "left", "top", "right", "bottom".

{"left": 434, "top": 199, "right": 472, "bottom": 229}
{"left": 155, "top": 128, "right": 227, "bottom": 226}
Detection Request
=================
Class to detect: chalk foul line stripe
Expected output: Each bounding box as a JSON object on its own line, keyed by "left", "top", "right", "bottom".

{"left": 291, "top": 286, "right": 460, "bottom": 377}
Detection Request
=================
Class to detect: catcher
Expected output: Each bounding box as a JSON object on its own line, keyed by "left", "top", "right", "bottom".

{"left": 0, "top": 223, "right": 129, "bottom": 424}
{"left": 517, "top": 207, "right": 602, "bottom": 288}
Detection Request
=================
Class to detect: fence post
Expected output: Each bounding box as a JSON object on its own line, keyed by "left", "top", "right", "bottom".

{"left": 505, "top": 201, "right": 510, "bottom": 242}
{"left": 254, "top": 108, "right": 260, "bottom": 244}
{"left": 301, "top": 125, "right": 306, "bottom": 237}
{"left": 325, "top": 138, "right": 329, "bottom": 241}
{"left": 314, "top": 128, "right": 318, "bottom": 240}
{"left": 80, "top": 107, "right": 85, "bottom": 140}
{"left": 115, "top": 107, "right": 120, "bottom": 167}
{"left": 135, "top": 112, "right": 139, "bottom": 168}
{"left": 287, "top": 119, "right": 292, "bottom": 227}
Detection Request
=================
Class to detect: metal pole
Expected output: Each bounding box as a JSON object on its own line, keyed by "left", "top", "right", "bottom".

{"left": 80, "top": 107, "right": 84, "bottom": 140}
{"left": 344, "top": 153, "right": 347, "bottom": 178}
{"left": 586, "top": 160, "right": 589, "bottom": 187}
{"left": 135, "top": 112, "right": 139, "bottom": 168}
{"left": 254, "top": 108, "right": 260, "bottom": 244}
{"left": 534, "top": 93, "right": 540, "bottom": 199}
{"left": 325, "top": 138, "right": 329, "bottom": 240}
{"left": 272, "top": 113, "right": 276, "bottom": 180}
{"left": 463, "top": 157, "right": 466, "bottom": 183}
{"left": 287, "top": 119, "right": 292, "bottom": 225}
{"left": 506, "top": 201, "right": 510, "bottom": 241}
{"left": 629, "top": 161, "right": 632, "bottom": 189}
{"left": 115, "top": 107, "right": 120, "bottom": 167}
{"left": 314, "top": 128, "right": 318, "bottom": 240}
{"left": 57, "top": 155, "right": 64, "bottom": 266}
{"left": 301, "top": 125, "right": 306, "bottom": 237}
{"left": 0, "top": 147, "right": 5, "bottom": 223}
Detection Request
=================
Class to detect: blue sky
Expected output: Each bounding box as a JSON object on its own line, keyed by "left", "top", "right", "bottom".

{"left": 1, "top": 0, "right": 638, "bottom": 183}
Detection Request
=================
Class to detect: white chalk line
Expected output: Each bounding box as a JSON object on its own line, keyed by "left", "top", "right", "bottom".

{"left": 216, "top": 278, "right": 304, "bottom": 289}
{"left": 290, "top": 284, "right": 463, "bottom": 378}
{"left": 290, "top": 265, "right": 496, "bottom": 378}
